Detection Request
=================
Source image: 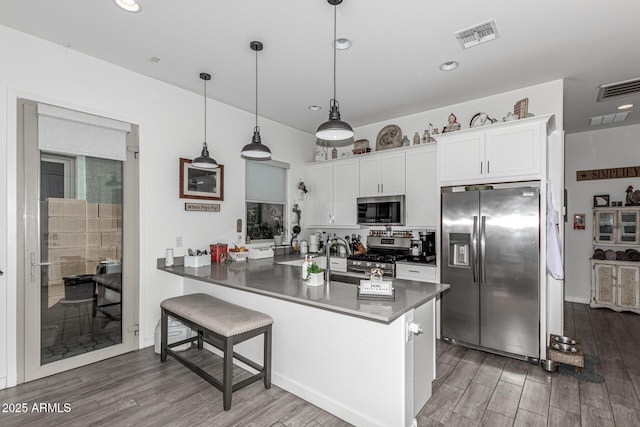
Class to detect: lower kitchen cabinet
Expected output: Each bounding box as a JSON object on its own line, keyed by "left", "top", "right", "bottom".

{"left": 329, "top": 256, "right": 347, "bottom": 273}
{"left": 591, "top": 259, "right": 640, "bottom": 313}
{"left": 396, "top": 262, "right": 437, "bottom": 282}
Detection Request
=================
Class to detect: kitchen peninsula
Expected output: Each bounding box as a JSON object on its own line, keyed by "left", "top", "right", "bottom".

{"left": 158, "top": 256, "right": 448, "bottom": 427}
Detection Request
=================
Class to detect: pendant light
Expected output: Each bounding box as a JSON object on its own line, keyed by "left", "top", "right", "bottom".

{"left": 241, "top": 41, "right": 272, "bottom": 161}
{"left": 192, "top": 72, "right": 218, "bottom": 169}
{"left": 315, "top": 0, "right": 354, "bottom": 142}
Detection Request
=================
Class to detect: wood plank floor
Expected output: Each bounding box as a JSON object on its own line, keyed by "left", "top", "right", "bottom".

{"left": 419, "top": 302, "right": 640, "bottom": 426}
{"left": 1, "top": 302, "right": 639, "bottom": 426}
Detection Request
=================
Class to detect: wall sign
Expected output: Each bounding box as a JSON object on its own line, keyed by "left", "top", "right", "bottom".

{"left": 185, "top": 203, "right": 220, "bottom": 212}
{"left": 576, "top": 166, "right": 640, "bottom": 181}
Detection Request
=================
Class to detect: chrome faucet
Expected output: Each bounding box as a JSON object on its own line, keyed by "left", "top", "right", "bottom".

{"left": 325, "top": 236, "right": 351, "bottom": 282}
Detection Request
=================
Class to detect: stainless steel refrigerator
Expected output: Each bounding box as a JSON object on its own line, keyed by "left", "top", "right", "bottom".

{"left": 441, "top": 186, "right": 540, "bottom": 360}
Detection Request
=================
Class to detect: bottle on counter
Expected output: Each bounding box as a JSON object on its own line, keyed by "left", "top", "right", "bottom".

{"left": 301, "top": 255, "right": 311, "bottom": 280}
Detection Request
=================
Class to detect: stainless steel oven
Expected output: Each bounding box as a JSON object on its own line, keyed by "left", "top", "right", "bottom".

{"left": 346, "top": 235, "right": 412, "bottom": 277}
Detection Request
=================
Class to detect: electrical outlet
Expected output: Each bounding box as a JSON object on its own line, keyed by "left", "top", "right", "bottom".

{"left": 176, "top": 236, "right": 183, "bottom": 248}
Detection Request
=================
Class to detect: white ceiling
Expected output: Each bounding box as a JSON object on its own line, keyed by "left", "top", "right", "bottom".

{"left": 1, "top": 0, "right": 639, "bottom": 135}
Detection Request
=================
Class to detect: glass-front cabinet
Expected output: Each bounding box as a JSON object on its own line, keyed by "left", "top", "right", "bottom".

{"left": 594, "top": 207, "right": 640, "bottom": 245}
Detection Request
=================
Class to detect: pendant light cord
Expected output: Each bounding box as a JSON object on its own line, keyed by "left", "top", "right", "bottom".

{"left": 255, "top": 46, "right": 259, "bottom": 130}
{"left": 203, "top": 76, "right": 207, "bottom": 145}
{"left": 332, "top": 3, "right": 337, "bottom": 102}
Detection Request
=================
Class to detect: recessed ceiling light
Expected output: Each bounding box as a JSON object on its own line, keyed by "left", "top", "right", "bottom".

{"left": 149, "top": 56, "right": 160, "bottom": 63}
{"left": 439, "top": 61, "right": 459, "bottom": 71}
{"left": 618, "top": 103, "right": 634, "bottom": 110}
{"left": 114, "top": 0, "right": 141, "bottom": 13}
{"left": 308, "top": 105, "right": 322, "bottom": 111}
{"left": 334, "top": 38, "right": 352, "bottom": 50}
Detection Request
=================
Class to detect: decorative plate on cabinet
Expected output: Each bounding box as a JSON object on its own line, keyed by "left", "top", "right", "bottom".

{"left": 375, "top": 124, "right": 402, "bottom": 151}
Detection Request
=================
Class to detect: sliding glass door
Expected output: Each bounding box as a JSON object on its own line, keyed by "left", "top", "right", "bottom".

{"left": 19, "top": 99, "right": 139, "bottom": 381}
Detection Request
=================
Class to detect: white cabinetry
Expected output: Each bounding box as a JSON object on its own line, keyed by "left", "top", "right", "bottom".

{"left": 590, "top": 207, "right": 640, "bottom": 314}
{"left": 594, "top": 208, "right": 640, "bottom": 245}
{"left": 396, "top": 262, "right": 437, "bottom": 282}
{"left": 438, "top": 115, "right": 548, "bottom": 185}
{"left": 591, "top": 260, "right": 640, "bottom": 313}
{"left": 405, "top": 145, "right": 438, "bottom": 227}
{"left": 306, "top": 159, "right": 359, "bottom": 227}
{"left": 359, "top": 152, "right": 405, "bottom": 196}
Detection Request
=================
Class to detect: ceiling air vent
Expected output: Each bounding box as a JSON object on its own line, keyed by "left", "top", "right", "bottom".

{"left": 597, "top": 78, "right": 640, "bottom": 102}
{"left": 454, "top": 20, "right": 499, "bottom": 49}
{"left": 589, "top": 112, "right": 629, "bottom": 127}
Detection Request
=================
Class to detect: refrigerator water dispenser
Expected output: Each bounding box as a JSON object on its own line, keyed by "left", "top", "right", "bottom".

{"left": 448, "top": 233, "right": 470, "bottom": 267}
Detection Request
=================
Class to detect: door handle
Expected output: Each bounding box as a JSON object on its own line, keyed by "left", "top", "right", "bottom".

{"left": 471, "top": 216, "right": 478, "bottom": 283}
{"left": 381, "top": 183, "right": 384, "bottom": 193}
{"left": 480, "top": 216, "right": 487, "bottom": 284}
{"left": 30, "top": 252, "right": 52, "bottom": 283}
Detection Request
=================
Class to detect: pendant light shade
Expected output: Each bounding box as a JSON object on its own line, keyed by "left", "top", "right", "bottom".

{"left": 192, "top": 72, "right": 218, "bottom": 169}
{"left": 315, "top": 0, "right": 354, "bottom": 143}
{"left": 241, "top": 41, "right": 272, "bottom": 161}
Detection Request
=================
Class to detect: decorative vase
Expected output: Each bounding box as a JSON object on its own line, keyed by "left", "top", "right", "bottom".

{"left": 273, "top": 234, "right": 283, "bottom": 246}
{"left": 307, "top": 272, "right": 324, "bottom": 287}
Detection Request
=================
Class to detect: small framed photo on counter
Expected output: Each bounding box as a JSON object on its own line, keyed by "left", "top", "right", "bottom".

{"left": 180, "top": 158, "right": 224, "bottom": 200}
{"left": 593, "top": 194, "right": 609, "bottom": 208}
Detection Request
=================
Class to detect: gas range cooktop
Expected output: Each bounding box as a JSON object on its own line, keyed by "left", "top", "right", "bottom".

{"left": 348, "top": 253, "right": 409, "bottom": 263}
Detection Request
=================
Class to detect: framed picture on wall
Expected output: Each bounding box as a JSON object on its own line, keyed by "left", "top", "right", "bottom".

{"left": 573, "top": 213, "right": 585, "bottom": 230}
{"left": 593, "top": 194, "right": 609, "bottom": 208}
{"left": 179, "top": 158, "right": 224, "bottom": 200}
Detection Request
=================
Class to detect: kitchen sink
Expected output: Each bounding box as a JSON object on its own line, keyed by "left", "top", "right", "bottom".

{"left": 276, "top": 257, "right": 327, "bottom": 269}
{"left": 329, "top": 272, "right": 364, "bottom": 286}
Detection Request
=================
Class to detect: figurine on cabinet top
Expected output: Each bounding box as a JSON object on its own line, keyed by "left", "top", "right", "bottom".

{"left": 443, "top": 113, "right": 461, "bottom": 133}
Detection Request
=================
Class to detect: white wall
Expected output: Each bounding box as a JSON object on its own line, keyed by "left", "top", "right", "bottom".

{"left": 343, "top": 80, "right": 564, "bottom": 157}
{"left": 565, "top": 124, "right": 640, "bottom": 303}
{"left": 0, "top": 24, "right": 313, "bottom": 387}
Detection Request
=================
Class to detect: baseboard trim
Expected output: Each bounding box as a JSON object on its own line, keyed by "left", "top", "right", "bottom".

{"left": 565, "top": 296, "right": 590, "bottom": 304}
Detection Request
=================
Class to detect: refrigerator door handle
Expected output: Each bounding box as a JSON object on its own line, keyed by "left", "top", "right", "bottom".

{"left": 472, "top": 215, "right": 478, "bottom": 283}
{"left": 480, "top": 215, "right": 487, "bottom": 284}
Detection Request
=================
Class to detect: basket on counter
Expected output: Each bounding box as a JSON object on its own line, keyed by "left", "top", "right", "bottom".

{"left": 228, "top": 251, "right": 249, "bottom": 262}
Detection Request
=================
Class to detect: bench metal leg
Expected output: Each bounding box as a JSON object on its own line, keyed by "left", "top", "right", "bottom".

{"left": 160, "top": 308, "right": 168, "bottom": 362}
{"left": 264, "top": 324, "right": 272, "bottom": 389}
{"left": 223, "top": 336, "right": 234, "bottom": 411}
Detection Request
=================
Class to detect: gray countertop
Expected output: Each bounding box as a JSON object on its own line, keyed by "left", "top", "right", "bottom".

{"left": 158, "top": 254, "right": 448, "bottom": 324}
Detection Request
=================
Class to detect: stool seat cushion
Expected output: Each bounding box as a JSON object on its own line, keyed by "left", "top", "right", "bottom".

{"left": 161, "top": 293, "right": 273, "bottom": 337}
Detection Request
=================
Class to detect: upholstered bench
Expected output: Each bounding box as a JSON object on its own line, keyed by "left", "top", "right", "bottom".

{"left": 160, "top": 293, "right": 273, "bottom": 410}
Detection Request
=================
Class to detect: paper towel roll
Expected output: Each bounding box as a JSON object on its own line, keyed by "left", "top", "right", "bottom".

{"left": 165, "top": 248, "right": 174, "bottom": 266}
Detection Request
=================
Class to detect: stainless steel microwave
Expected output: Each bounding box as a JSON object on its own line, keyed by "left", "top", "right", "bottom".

{"left": 357, "top": 195, "right": 405, "bottom": 226}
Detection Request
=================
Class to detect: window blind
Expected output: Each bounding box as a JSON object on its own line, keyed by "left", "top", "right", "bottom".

{"left": 37, "top": 103, "right": 131, "bottom": 161}
{"left": 245, "top": 161, "right": 288, "bottom": 203}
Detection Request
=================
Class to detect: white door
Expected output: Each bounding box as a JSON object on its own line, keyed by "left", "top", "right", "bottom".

{"left": 379, "top": 153, "right": 405, "bottom": 195}
{"left": 19, "top": 100, "right": 139, "bottom": 382}
{"left": 358, "top": 157, "right": 381, "bottom": 196}
{"left": 332, "top": 159, "right": 358, "bottom": 226}
{"left": 437, "top": 133, "right": 484, "bottom": 184}
{"left": 307, "top": 162, "right": 333, "bottom": 226}
{"left": 484, "top": 124, "right": 541, "bottom": 179}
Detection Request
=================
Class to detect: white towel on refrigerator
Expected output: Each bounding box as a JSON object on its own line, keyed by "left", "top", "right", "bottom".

{"left": 546, "top": 181, "right": 564, "bottom": 279}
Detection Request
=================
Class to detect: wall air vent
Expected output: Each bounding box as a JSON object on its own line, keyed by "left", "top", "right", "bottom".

{"left": 454, "top": 20, "right": 499, "bottom": 49}
{"left": 597, "top": 78, "right": 640, "bottom": 102}
{"left": 589, "top": 112, "right": 629, "bottom": 127}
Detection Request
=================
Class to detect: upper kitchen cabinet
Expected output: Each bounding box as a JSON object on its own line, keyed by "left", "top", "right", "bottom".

{"left": 359, "top": 152, "right": 405, "bottom": 197}
{"left": 306, "top": 158, "right": 359, "bottom": 228}
{"left": 405, "top": 145, "right": 438, "bottom": 227}
{"left": 438, "top": 115, "right": 553, "bottom": 186}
